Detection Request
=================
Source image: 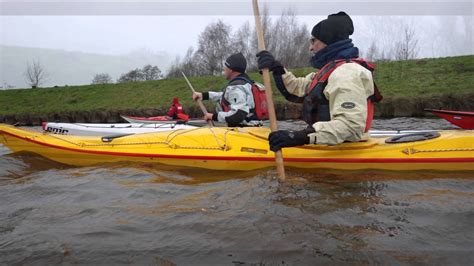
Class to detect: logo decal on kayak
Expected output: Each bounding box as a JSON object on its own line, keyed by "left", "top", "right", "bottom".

{"left": 45, "top": 126, "right": 69, "bottom": 135}
{"left": 341, "top": 102, "right": 356, "bottom": 109}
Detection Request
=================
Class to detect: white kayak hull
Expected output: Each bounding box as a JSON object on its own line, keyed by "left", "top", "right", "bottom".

{"left": 369, "top": 129, "right": 439, "bottom": 137}
{"left": 120, "top": 115, "right": 200, "bottom": 124}
{"left": 43, "top": 122, "right": 197, "bottom": 136}
{"left": 43, "top": 122, "right": 442, "bottom": 138}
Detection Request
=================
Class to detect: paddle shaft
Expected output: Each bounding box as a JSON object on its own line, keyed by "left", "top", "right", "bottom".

{"left": 182, "top": 72, "right": 214, "bottom": 127}
{"left": 252, "top": 0, "right": 286, "bottom": 180}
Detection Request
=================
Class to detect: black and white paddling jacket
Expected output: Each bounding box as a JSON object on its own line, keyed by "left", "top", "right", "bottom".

{"left": 203, "top": 74, "right": 261, "bottom": 127}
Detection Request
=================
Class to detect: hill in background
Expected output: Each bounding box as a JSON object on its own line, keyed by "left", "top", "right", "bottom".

{"left": 0, "top": 45, "right": 172, "bottom": 89}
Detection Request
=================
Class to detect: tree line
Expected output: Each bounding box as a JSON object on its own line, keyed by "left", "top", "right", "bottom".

{"left": 92, "top": 65, "right": 164, "bottom": 85}
{"left": 22, "top": 62, "right": 164, "bottom": 88}
{"left": 167, "top": 10, "right": 421, "bottom": 78}
{"left": 167, "top": 8, "right": 311, "bottom": 78}
{"left": 362, "top": 17, "right": 420, "bottom": 62}
{"left": 21, "top": 9, "right": 423, "bottom": 88}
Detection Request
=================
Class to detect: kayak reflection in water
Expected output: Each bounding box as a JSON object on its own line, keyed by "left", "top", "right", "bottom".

{"left": 256, "top": 11, "right": 382, "bottom": 151}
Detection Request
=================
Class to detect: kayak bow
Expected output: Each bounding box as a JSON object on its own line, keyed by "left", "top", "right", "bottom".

{"left": 425, "top": 109, "right": 474, "bottom": 130}
{"left": 42, "top": 122, "right": 197, "bottom": 136}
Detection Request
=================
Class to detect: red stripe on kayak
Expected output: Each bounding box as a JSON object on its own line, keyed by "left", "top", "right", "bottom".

{"left": 2, "top": 130, "right": 474, "bottom": 164}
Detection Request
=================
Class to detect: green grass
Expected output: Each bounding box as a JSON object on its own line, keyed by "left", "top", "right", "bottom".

{"left": 1, "top": 55, "right": 472, "bottom": 116}
{"left": 374, "top": 55, "right": 474, "bottom": 96}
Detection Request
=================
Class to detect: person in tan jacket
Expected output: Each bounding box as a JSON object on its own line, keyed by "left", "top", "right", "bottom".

{"left": 257, "top": 11, "right": 381, "bottom": 151}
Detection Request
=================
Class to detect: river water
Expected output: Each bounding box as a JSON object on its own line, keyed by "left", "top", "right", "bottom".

{"left": 1, "top": 118, "right": 473, "bottom": 265}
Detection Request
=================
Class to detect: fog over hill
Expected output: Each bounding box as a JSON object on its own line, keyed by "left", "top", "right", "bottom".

{"left": 0, "top": 45, "right": 172, "bottom": 89}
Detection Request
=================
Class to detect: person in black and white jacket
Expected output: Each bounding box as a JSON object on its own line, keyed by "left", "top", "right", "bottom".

{"left": 192, "top": 52, "right": 262, "bottom": 127}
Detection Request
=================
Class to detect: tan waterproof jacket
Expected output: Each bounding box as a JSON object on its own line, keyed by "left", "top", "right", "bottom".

{"left": 281, "top": 62, "right": 374, "bottom": 145}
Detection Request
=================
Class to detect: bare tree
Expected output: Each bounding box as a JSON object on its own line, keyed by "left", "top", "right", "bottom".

{"left": 251, "top": 4, "right": 273, "bottom": 55}
{"left": 91, "top": 73, "right": 113, "bottom": 84}
{"left": 249, "top": 7, "right": 310, "bottom": 69}
{"left": 117, "top": 68, "right": 144, "bottom": 83}
{"left": 166, "top": 55, "right": 184, "bottom": 78}
{"left": 24, "top": 59, "right": 48, "bottom": 88}
{"left": 232, "top": 22, "right": 256, "bottom": 71}
{"left": 142, "top": 65, "right": 163, "bottom": 80}
{"left": 435, "top": 16, "right": 473, "bottom": 56}
{"left": 167, "top": 47, "right": 205, "bottom": 78}
{"left": 271, "top": 9, "right": 309, "bottom": 68}
{"left": 1, "top": 82, "right": 15, "bottom": 90}
{"left": 364, "top": 16, "right": 413, "bottom": 61}
{"left": 166, "top": 6, "right": 311, "bottom": 77}
{"left": 184, "top": 48, "right": 206, "bottom": 77}
{"left": 394, "top": 23, "right": 419, "bottom": 60}
{"left": 365, "top": 40, "right": 379, "bottom": 62}
{"left": 196, "top": 20, "right": 232, "bottom": 76}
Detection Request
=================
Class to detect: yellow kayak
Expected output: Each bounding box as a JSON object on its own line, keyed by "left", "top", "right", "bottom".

{"left": 0, "top": 124, "right": 473, "bottom": 171}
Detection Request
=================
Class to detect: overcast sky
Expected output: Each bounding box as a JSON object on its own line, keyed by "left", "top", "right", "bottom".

{"left": 1, "top": 0, "right": 472, "bottom": 57}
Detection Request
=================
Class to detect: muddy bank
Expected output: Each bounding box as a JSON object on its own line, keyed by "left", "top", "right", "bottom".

{"left": 1, "top": 93, "right": 473, "bottom": 126}
{"left": 375, "top": 92, "right": 474, "bottom": 118}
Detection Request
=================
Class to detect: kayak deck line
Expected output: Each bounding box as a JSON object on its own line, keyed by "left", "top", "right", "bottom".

{"left": 403, "top": 147, "right": 474, "bottom": 155}
{"left": 47, "top": 126, "right": 229, "bottom": 150}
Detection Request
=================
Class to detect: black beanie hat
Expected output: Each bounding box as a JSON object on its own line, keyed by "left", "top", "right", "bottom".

{"left": 311, "top": 11, "right": 354, "bottom": 45}
{"left": 225, "top": 52, "right": 247, "bottom": 73}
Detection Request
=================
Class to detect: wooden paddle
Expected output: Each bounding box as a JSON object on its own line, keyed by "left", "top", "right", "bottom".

{"left": 182, "top": 72, "right": 214, "bottom": 127}
{"left": 252, "top": 0, "right": 286, "bottom": 180}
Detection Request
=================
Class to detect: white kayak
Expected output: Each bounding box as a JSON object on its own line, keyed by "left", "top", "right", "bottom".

{"left": 42, "top": 122, "right": 198, "bottom": 136}
{"left": 42, "top": 121, "right": 442, "bottom": 138}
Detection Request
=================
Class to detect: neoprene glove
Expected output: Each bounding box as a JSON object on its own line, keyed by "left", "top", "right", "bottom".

{"left": 256, "top": 50, "right": 284, "bottom": 73}
{"left": 268, "top": 127, "right": 316, "bottom": 152}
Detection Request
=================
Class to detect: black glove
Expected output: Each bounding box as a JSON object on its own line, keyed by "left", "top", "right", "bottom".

{"left": 268, "top": 127, "right": 315, "bottom": 152}
{"left": 256, "top": 50, "right": 283, "bottom": 73}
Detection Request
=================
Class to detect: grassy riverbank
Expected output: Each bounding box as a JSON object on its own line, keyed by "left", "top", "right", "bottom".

{"left": 0, "top": 55, "right": 473, "bottom": 120}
